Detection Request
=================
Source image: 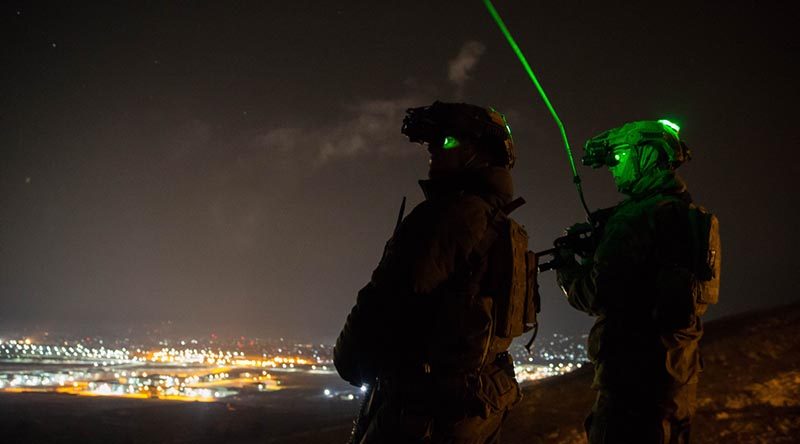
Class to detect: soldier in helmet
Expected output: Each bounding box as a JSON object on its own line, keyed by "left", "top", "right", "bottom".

{"left": 555, "top": 120, "right": 721, "bottom": 444}
{"left": 335, "top": 101, "right": 537, "bottom": 443}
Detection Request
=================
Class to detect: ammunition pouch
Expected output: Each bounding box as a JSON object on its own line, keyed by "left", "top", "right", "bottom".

{"left": 689, "top": 206, "right": 720, "bottom": 315}
{"left": 474, "top": 353, "right": 521, "bottom": 418}
{"left": 381, "top": 354, "right": 520, "bottom": 419}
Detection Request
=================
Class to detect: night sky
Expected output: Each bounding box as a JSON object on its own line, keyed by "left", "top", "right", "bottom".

{"left": 2, "top": 1, "right": 797, "bottom": 341}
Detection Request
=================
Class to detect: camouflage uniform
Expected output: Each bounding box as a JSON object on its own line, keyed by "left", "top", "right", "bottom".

{"left": 557, "top": 169, "right": 708, "bottom": 444}
{"left": 335, "top": 166, "right": 522, "bottom": 444}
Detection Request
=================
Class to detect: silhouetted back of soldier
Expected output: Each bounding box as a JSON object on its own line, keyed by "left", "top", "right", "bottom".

{"left": 554, "top": 120, "right": 720, "bottom": 444}
{"left": 334, "top": 101, "right": 538, "bottom": 444}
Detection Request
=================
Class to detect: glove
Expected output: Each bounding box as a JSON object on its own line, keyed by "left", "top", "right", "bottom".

{"left": 555, "top": 245, "right": 579, "bottom": 268}
{"left": 563, "top": 222, "right": 596, "bottom": 260}
{"left": 565, "top": 222, "right": 592, "bottom": 236}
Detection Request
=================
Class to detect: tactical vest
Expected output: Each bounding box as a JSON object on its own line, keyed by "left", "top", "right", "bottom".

{"left": 409, "top": 197, "right": 536, "bottom": 418}
{"left": 482, "top": 199, "right": 540, "bottom": 340}
{"left": 469, "top": 197, "right": 540, "bottom": 366}
{"left": 424, "top": 197, "right": 539, "bottom": 377}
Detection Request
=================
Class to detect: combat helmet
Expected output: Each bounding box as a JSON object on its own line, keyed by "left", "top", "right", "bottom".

{"left": 582, "top": 120, "right": 690, "bottom": 170}
{"left": 401, "top": 101, "right": 516, "bottom": 168}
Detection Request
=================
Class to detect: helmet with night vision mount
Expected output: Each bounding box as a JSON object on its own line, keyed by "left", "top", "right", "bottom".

{"left": 402, "top": 101, "right": 516, "bottom": 168}
{"left": 583, "top": 120, "right": 691, "bottom": 170}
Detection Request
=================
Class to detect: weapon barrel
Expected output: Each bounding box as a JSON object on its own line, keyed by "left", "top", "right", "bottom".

{"left": 535, "top": 247, "right": 556, "bottom": 256}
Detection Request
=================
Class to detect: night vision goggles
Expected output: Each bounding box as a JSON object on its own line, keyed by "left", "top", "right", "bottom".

{"left": 582, "top": 120, "right": 690, "bottom": 169}
{"left": 401, "top": 101, "right": 515, "bottom": 167}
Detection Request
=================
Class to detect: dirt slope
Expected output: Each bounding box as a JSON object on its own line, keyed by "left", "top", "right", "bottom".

{"left": 502, "top": 302, "right": 800, "bottom": 443}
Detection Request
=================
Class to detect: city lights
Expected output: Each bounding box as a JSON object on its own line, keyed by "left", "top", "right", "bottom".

{"left": 0, "top": 336, "right": 335, "bottom": 402}
{"left": 0, "top": 332, "right": 589, "bottom": 403}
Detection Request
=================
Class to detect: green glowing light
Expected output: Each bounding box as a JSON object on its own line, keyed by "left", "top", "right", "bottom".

{"left": 611, "top": 149, "right": 630, "bottom": 166}
{"left": 443, "top": 136, "right": 460, "bottom": 150}
{"left": 483, "top": 0, "right": 577, "bottom": 178}
{"left": 484, "top": 0, "right": 593, "bottom": 219}
{"left": 658, "top": 119, "right": 681, "bottom": 133}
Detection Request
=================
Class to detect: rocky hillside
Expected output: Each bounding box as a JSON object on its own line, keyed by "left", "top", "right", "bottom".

{"left": 502, "top": 302, "right": 800, "bottom": 443}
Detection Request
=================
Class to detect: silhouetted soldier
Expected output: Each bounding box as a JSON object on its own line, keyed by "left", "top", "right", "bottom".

{"left": 555, "top": 121, "right": 721, "bottom": 444}
{"left": 335, "top": 101, "right": 538, "bottom": 444}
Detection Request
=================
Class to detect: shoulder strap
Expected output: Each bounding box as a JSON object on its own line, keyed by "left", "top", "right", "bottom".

{"left": 469, "top": 197, "right": 525, "bottom": 263}
{"left": 503, "top": 197, "right": 526, "bottom": 215}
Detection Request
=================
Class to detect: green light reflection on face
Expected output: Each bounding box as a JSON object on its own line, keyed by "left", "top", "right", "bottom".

{"left": 443, "top": 136, "right": 460, "bottom": 150}
{"left": 608, "top": 147, "right": 637, "bottom": 193}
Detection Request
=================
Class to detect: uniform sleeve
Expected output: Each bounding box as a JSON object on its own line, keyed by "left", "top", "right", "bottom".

{"left": 367, "top": 196, "right": 491, "bottom": 295}
{"left": 405, "top": 196, "right": 491, "bottom": 294}
{"left": 334, "top": 283, "right": 382, "bottom": 386}
{"left": 557, "top": 208, "right": 651, "bottom": 315}
{"left": 334, "top": 197, "right": 492, "bottom": 383}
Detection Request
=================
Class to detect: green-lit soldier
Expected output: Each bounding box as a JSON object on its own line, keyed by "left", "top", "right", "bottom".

{"left": 555, "top": 121, "right": 721, "bottom": 444}
{"left": 335, "top": 101, "right": 537, "bottom": 444}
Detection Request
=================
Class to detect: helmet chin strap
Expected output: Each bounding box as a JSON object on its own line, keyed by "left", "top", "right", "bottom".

{"left": 463, "top": 152, "right": 480, "bottom": 169}
{"left": 462, "top": 146, "right": 492, "bottom": 170}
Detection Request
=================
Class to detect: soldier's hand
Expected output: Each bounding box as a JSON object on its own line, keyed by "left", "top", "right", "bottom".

{"left": 565, "top": 222, "right": 592, "bottom": 236}
{"left": 555, "top": 245, "right": 579, "bottom": 268}
{"left": 558, "top": 222, "right": 596, "bottom": 260}
{"left": 554, "top": 246, "right": 581, "bottom": 297}
{"left": 555, "top": 266, "right": 573, "bottom": 297}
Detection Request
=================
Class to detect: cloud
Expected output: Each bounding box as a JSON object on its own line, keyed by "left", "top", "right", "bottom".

{"left": 252, "top": 96, "right": 424, "bottom": 167}
{"left": 202, "top": 95, "right": 429, "bottom": 251}
{"left": 316, "top": 97, "right": 422, "bottom": 164}
{"left": 448, "top": 41, "right": 487, "bottom": 93}
{"left": 239, "top": 41, "right": 487, "bottom": 167}
{"left": 201, "top": 41, "right": 491, "bottom": 248}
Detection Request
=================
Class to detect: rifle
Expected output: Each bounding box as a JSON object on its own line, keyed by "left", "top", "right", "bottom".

{"left": 348, "top": 196, "right": 406, "bottom": 444}
{"left": 348, "top": 381, "right": 379, "bottom": 444}
{"left": 537, "top": 207, "right": 614, "bottom": 272}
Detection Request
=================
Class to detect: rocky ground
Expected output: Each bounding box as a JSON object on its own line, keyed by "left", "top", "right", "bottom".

{"left": 503, "top": 302, "right": 800, "bottom": 443}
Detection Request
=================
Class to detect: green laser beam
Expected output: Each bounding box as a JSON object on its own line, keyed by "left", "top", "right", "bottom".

{"left": 482, "top": 0, "right": 578, "bottom": 180}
